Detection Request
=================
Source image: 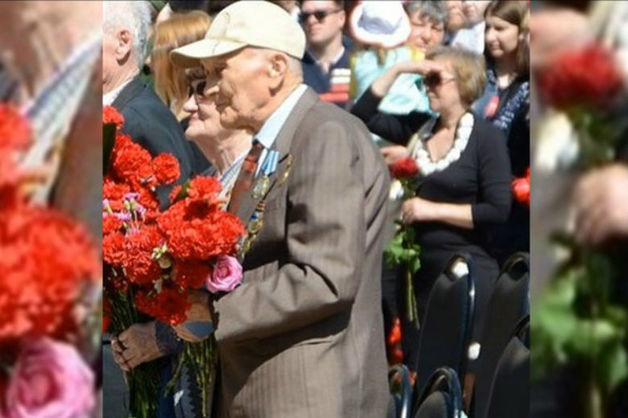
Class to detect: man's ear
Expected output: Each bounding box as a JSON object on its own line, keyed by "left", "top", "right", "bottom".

{"left": 267, "top": 53, "right": 289, "bottom": 89}
{"left": 115, "top": 29, "right": 133, "bottom": 62}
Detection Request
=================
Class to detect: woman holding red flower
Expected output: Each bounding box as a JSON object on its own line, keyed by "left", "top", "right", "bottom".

{"left": 352, "top": 46, "right": 512, "bottom": 371}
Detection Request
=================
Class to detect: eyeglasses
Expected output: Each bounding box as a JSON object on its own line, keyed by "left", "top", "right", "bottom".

{"left": 298, "top": 9, "right": 342, "bottom": 24}
{"left": 423, "top": 72, "right": 456, "bottom": 88}
{"left": 188, "top": 79, "right": 207, "bottom": 98}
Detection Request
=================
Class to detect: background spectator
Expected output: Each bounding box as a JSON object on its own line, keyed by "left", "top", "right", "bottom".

{"left": 449, "top": 0, "right": 492, "bottom": 53}
{"left": 300, "top": 0, "right": 352, "bottom": 108}
{"left": 152, "top": 11, "right": 211, "bottom": 119}
{"left": 349, "top": 0, "right": 430, "bottom": 128}
{"left": 474, "top": 0, "right": 530, "bottom": 265}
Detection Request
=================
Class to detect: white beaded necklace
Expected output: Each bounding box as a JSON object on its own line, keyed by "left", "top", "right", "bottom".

{"left": 411, "top": 112, "right": 474, "bottom": 176}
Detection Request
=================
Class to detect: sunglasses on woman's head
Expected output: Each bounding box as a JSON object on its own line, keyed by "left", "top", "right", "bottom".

{"left": 298, "top": 9, "right": 341, "bottom": 24}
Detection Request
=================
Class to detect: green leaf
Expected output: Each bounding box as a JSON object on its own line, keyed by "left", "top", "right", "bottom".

{"left": 174, "top": 179, "right": 191, "bottom": 202}
{"left": 602, "top": 343, "right": 628, "bottom": 393}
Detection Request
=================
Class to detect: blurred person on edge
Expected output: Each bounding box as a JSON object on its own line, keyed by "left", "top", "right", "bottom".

{"left": 300, "top": 0, "right": 353, "bottom": 108}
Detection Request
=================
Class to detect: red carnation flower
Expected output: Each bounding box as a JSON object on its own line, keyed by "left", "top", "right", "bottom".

{"left": 135, "top": 285, "right": 189, "bottom": 326}
{"left": 158, "top": 201, "right": 244, "bottom": 260}
{"left": 103, "top": 214, "right": 123, "bottom": 235}
{"left": 111, "top": 134, "right": 154, "bottom": 187}
{"left": 103, "top": 231, "right": 126, "bottom": 267}
{"left": 122, "top": 225, "right": 164, "bottom": 285}
{"left": 103, "top": 106, "right": 125, "bottom": 131}
{"left": 390, "top": 157, "right": 419, "bottom": 180}
{"left": 512, "top": 167, "right": 530, "bottom": 208}
{"left": 152, "top": 154, "right": 180, "bottom": 185}
{"left": 540, "top": 44, "right": 624, "bottom": 111}
{"left": 173, "top": 260, "right": 212, "bottom": 289}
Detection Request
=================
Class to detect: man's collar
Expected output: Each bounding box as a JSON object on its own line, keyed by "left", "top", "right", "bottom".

{"left": 103, "top": 77, "right": 134, "bottom": 106}
{"left": 255, "top": 84, "right": 308, "bottom": 149}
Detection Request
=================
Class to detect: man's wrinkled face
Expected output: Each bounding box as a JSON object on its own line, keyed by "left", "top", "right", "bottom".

{"left": 201, "top": 48, "right": 271, "bottom": 131}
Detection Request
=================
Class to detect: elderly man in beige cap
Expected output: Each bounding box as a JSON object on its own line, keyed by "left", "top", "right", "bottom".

{"left": 171, "top": 2, "right": 390, "bottom": 417}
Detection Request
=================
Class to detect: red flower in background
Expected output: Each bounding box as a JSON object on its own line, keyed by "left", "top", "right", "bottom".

{"left": 540, "top": 45, "right": 624, "bottom": 111}
{"left": 390, "top": 157, "right": 419, "bottom": 180}
{"left": 152, "top": 154, "right": 180, "bottom": 185}
{"left": 103, "top": 106, "right": 125, "bottom": 131}
{"left": 512, "top": 167, "right": 530, "bottom": 208}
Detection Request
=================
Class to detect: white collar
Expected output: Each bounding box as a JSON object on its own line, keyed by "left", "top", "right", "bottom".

{"left": 103, "top": 77, "right": 134, "bottom": 107}
{"left": 255, "top": 84, "right": 308, "bottom": 149}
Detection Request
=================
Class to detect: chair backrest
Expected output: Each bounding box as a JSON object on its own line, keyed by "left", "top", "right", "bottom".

{"left": 413, "top": 253, "right": 475, "bottom": 403}
{"left": 389, "top": 364, "right": 413, "bottom": 418}
{"left": 413, "top": 367, "right": 463, "bottom": 418}
{"left": 485, "top": 316, "right": 530, "bottom": 418}
{"left": 472, "top": 252, "right": 530, "bottom": 418}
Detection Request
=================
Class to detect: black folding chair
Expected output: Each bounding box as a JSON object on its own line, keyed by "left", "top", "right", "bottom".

{"left": 388, "top": 364, "right": 413, "bottom": 418}
{"left": 413, "top": 367, "right": 463, "bottom": 418}
{"left": 471, "top": 252, "right": 529, "bottom": 418}
{"left": 412, "top": 253, "right": 475, "bottom": 411}
{"left": 485, "top": 316, "right": 530, "bottom": 418}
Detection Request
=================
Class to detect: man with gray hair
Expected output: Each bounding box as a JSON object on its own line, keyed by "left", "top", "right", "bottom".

{"left": 171, "top": 2, "right": 390, "bottom": 417}
{"left": 103, "top": 0, "right": 192, "bottom": 204}
{"left": 103, "top": 2, "right": 194, "bottom": 417}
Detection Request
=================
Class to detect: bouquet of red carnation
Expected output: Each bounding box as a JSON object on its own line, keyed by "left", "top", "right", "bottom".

{"left": 0, "top": 105, "right": 99, "bottom": 418}
{"left": 385, "top": 157, "right": 422, "bottom": 329}
{"left": 512, "top": 167, "right": 530, "bottom": 208}
{"left": 102, "top": 106, "right": 244, "bottom": 417}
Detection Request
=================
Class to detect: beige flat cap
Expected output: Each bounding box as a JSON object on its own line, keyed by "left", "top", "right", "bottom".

{"left": 171, "top": 1, "right": 306, "bottom": 68}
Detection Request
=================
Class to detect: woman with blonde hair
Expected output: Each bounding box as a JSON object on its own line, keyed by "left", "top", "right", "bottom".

{"left": 151, "top": 10, "right": 210, "bottom": 119}
{"left": 352, "top": 46, "right": 511, "bottom": 372}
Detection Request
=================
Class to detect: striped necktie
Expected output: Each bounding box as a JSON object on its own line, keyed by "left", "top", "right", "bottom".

{"left": 228, "top": 140, "right": 264, "bottom": 215}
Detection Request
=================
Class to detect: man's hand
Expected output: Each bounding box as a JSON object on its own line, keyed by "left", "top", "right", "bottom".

{"left": 111, "top": 321, "right": 163, "bottom": 372}
{"left": 381, "top": 146, "right": 409, "bottom": 167}
{"left": 173, "top": 290, "right": 213, "bottom": 343}
{"left": 574, "top": 164, "right": 628, "bottom": 245}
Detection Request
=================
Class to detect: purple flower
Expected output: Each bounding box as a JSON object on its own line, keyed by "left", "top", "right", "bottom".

{"left": 206, "top": 255, "right": 243, "bottom": 294}
{"left": 123, "top": 192, "right": 140, "bottom": 202}
{"left": 114, "top": 212, "right": 132, "bottom": 222}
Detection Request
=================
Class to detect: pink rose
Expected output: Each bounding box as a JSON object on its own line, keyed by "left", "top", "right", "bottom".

{"left": 5, "top": 338, "right": 95, "bottom": 418}
{"left": 206, "top": 255, "right": 242, "bottom": 293}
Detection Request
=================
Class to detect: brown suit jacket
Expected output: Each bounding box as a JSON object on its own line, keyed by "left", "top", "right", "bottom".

{"left": 214, "top": 88, "right": 391, "bottom": 418}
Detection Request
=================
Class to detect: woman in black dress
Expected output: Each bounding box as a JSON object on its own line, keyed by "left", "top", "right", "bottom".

{"left": 351, "top": 46, "right": 511, "bottom": 370}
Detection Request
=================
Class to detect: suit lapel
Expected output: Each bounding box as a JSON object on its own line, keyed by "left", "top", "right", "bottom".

{"left": 111, "top": 76, "right": 144, "bottom": 111}
{"left": 228, "top": 88, "right": 319, "bottom": 228}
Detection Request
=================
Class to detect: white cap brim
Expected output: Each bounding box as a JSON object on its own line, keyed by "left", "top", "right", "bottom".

{"left": 170, "top": 38, "right": 247, "bottom": 68}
